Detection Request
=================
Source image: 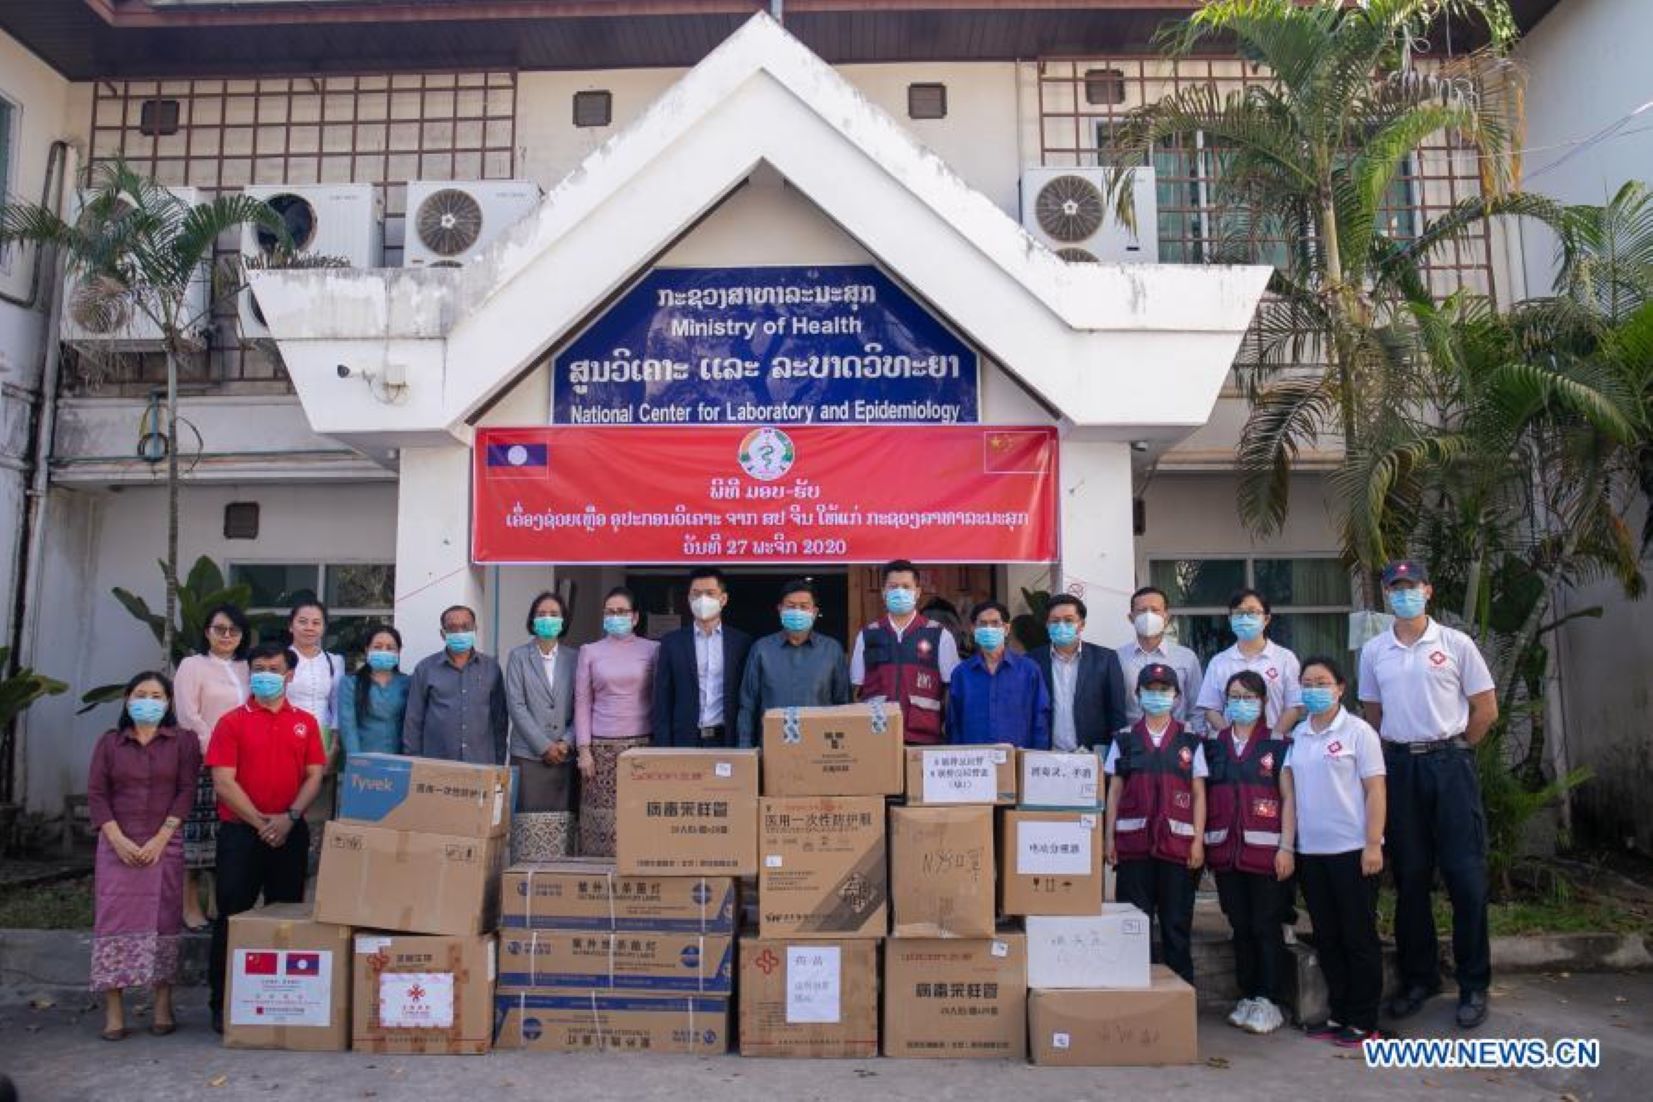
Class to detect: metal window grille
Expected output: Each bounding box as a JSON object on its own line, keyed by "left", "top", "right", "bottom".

{"left": 572, "top": 90, "right": 613, "bottom": 129}
{"left": 76, "top": 71, "right": 518, "bottom": 394}
{"left": 908, "top": 83, "right": 948, "bottom": 120}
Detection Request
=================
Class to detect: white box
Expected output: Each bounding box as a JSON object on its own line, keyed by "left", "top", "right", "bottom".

{"left": 1019, "top": 750, "right": 1102, "bottom": 810}
{"left": 1026, "top": 904, "right": 1150, "bottom": 989}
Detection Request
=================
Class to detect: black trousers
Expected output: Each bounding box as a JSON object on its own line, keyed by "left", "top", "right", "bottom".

{"left": 1384, "top": 744, "right": 1491, "bottom": 995}
{"left": 1215, "top": 870, "right": 1286, "bottom": 1002}
{"left": 1299, "top": 850, "right": 1382, "bottom": 1031}
{"left": 209, "top": 820, "right": 310, "bottom": 1013}
{"left": 1116, "top": 857, "right": 1197, "bottom": 984}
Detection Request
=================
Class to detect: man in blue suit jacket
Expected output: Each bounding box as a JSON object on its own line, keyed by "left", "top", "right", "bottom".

{"left": 1029, "top": 594, "right": 1128, "bottom": 751}
{"left": 652, "top": 567, "right": 753, "bottom": 748}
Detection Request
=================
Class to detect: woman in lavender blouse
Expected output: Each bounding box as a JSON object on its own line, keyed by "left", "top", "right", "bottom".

{"left": 573, "top": 586, "right": 659, "bottom": 857}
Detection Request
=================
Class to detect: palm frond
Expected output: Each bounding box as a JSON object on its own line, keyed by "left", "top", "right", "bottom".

{"left": 1235, "top": 373, "right": 1338, "bottom": 535}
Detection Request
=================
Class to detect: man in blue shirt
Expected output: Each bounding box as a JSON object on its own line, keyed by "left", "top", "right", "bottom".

{"left": 945, "top": 600, "right": 1051, "bottom": 748}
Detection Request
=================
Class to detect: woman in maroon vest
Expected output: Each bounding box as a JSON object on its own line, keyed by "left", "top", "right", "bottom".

{"left": 1104, "top": 662, "right": 1206, "bottom": 984}
{"left": 1206, "top": 669, "right": 1292, "bottom": 1034}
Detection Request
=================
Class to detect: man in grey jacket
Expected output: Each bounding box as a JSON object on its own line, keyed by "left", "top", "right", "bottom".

{"left": 402, "top": 605, "right": 508, "bottom": 765}
{"left": 504, "top": 591, "right": 579, "bottom": 812}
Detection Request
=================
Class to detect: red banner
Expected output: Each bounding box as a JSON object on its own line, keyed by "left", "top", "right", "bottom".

{"left": 472, "top": 425, "right": 1058, "bottom": 564}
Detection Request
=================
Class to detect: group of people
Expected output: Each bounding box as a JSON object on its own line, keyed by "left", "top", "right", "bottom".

{"left": 85, "top": 556, "right": 1498, "bottom": 1048}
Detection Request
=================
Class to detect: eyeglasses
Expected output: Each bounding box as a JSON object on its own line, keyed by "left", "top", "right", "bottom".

{"left": 209, "top": 625, "right": 243, "bottom": 637}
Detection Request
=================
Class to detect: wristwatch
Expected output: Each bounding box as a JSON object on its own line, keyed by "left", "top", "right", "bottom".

{"left": 287, "top": 808, "right": 302, "bottom": 823}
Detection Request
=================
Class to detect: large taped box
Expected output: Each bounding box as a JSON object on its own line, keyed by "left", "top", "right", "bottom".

{"left": 738, "top": 938, "right": 879, "bottom": 1058}
{"left": 616, "top": 748, "right": 759, "bottom": 876}
{"left": 903, "top": 745, "right": 1016, "bottom": 805}
{"left": 758, "top": 795, "right": 887, "bottom": 939}
{"left": 999, "top": 810, "right": 1104, "bottom": 916}
{"left": 496, "top": 930, "right": 734, "bottom": 994}
{"left": 314, "top": 821, "right": 505, "bottom": 935}
{"left": 882, "top": 934, "right": 1027, "bottom": 1059}
{"left": 338, "top": 754, "right": 510, "bottom": 838}
{"left": 761, "top": 703, "right": 904, "bottom": 796}
{"left": 1017, "top": 750, "right": 1103, "bottom": 810}
{"left": 500, "top": 860, "right": 737, "bottom": 934}
{"left": 223, "top": 903, "right": 352, "bottom": 1051}
{"left": 888, "top": 805, "right": 995, "bottom": 938}
{"left": 1028, "top": 966, "right": 1198, "bottom": 1066}
{"left": 1026, "top": 905, "right": 1151, "bottom": 989}
{"left": 493, "top": 990, "right": 729, "bottom": 1053}
{"left": 352, "top": 933, "right": 496, "bottom": 1055}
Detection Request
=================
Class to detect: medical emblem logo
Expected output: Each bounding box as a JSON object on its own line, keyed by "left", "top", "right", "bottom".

{"left": 738, "top": 427, "right": 795, "bottom": 481}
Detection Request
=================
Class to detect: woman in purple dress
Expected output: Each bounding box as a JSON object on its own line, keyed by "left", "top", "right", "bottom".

{"left": 87, "top": 671, "right": 199, "bottom": 1040}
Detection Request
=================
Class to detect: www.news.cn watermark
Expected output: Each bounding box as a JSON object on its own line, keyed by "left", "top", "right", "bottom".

{"left": 1363, "top": 1036, "right": 1602, "bottom": 1069}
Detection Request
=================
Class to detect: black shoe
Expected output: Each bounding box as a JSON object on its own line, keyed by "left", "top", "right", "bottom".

{"left": 1456, "top": 990, "right": 1489, "bottom": 1029}
{"left": 210, "top": 1009, "right": 223, "bottom": 1035}
{"left": 1386, "top": 984, "right": 1441, "bottom": 1019}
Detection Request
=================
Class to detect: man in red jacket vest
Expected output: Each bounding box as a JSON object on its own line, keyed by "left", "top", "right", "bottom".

{"left": 851, "top": 560, "right": 960, "bottom": 745}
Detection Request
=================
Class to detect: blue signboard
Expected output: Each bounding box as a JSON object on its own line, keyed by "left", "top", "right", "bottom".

{"left": 552, "top": 265, "right": 978, "bottom": 424}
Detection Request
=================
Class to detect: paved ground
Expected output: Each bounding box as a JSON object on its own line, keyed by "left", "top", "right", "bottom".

{"left": 1, "top": 972, "right": 1648, "bottom": 1102}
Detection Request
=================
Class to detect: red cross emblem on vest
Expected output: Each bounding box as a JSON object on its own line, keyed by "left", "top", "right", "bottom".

{"left": 917, "top": 639, "right": 932, "bottom": 656}
{"left": 1430, "top": 650, "right": 1448, "bottom": 666}
{"left": 1177, "top": 746, "right": 1193, "bottom": 770}
{"left": 1266, "top": 666, "right": 1279, "bottom": 680}
{"left": 1260, "top": 752, "right": 1275, "bottom": 776}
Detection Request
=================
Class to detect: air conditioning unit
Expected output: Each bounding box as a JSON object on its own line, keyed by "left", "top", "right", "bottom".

{"left": 1019, "top": 167, "right": 1159, "bottom": 264}
{"left": 60, "top": 186, "right": 209, "bottom": 351}
{"left": 238, "top": 183, "right": 383, "bottom": 339}
{"left": 402, "top": 180, "right": 542, "bottom": 269}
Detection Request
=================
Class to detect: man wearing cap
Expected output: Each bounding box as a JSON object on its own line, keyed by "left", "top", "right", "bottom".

{"left": 1358, "top": 559, "right": 1498, "bottom": 1028}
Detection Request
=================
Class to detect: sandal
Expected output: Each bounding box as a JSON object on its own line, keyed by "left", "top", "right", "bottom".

{"left": 100, "top": 1027, "right": 128, "bottom": 1041}
{"left": 150, "top": 1021, "right": 177, "bottom": 1036}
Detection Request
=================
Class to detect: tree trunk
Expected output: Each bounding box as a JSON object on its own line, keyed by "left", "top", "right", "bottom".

{"left": 162, "top": 347, "right": 179, "bottom": 672}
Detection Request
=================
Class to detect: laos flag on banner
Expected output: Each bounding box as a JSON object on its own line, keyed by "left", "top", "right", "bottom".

{"left": 485, "top": 439, "right": 549, "bottom": 478}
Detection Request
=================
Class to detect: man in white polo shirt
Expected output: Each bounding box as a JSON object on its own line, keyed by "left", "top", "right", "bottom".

{"left": 1358, "top": 559, "right": 1498, "bottom": 1029}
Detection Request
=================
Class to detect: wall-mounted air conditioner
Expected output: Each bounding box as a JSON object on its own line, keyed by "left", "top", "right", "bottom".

{"left": 402, "top": 180, "right": 542, "bottom": 269}
{"left": 1019, "top": 167, "right": 1158, "bottom": 264}
{"left": 60, "top": 186, "right": 208, "bottom": 351}
{"left": 238, "top": 183, "right": 383, "bottom": 339}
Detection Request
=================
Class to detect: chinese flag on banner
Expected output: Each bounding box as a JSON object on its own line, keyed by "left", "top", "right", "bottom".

{"left": 982, "top": 430, "right": 1052, "bottom": 475}
{"left": 242, "top": 952, "right": 278, "bottom": 976}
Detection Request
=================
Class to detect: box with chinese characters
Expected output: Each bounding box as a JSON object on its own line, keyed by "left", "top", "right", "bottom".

{"left": 351, "top": 933, "right": 495, "bottom": 1055}
{"left": 338, "top": 754, "right": 511, "bottom": 839}
{"left": 1017, "top": 750, "right": 1102, "bottom": 811}
{"left": 499, "top": 860, "right": 736, "bottom": 934}
{"left": 762, "top": 703, "right": 905, "bottom": 797}
{"left": 738, "top": 937, "right": 878, "bottom": 1058}
{"left": 616, "top": 749, "right": 759, "bottom": 876}
{"left": 1026, "top": 905, "right": 1150, "bottom": 989}
{"left": 493, "top": 990, "right": 729, "bottom": 1053}
{"left": 495, "top": 930, "right": 734, "bottom": 994}
{"left": 882, "top": 934, "right": 1027, "bottom": 1059}
{"left": 223, "top": 903, "right": 352, "bottom": 1052}
{"left": 888, "top": 805, "right": 995, "bottom": 938}
{"left": 759, "top": 796, "right": 887, "bottom": 939}
{"left": 998, "top": 810, "right": 1104, "bottom": 916}
{"left": 903, "top": 745, "right": 1016, "bottom": 805}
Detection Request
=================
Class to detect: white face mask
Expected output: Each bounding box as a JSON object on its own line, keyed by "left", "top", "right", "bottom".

{"left": 690, "top": 595, "right": 722, "bottom": 622}
{"left": 1133, "top": 611, "right": 1167, "bottom": 639}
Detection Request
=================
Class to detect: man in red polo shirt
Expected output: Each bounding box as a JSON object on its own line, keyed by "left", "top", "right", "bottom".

{"left": 205, "top": 641, "right": 326, "bottom": 1033}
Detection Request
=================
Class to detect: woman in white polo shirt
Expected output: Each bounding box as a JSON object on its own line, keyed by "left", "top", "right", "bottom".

{"left": 1277, "top": 655, "right": 1386, "bottom": 1048}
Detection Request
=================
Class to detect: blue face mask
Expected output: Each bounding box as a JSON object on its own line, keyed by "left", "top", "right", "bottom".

{"left": 249, "top": 671, "right": 286, "bottom": 702}
{"left": 1139, "top": 688, "right": 1176, "bottom": 716}
{"left": 973, "top": 625, "right": 1006, "bottom": 652}
{"left": 780, "top": 608, "right": 815, "bottom": 633}
{"left": 884, "top": 588, "right": 917, "bottom": 615}
{"left": 366, "top": 650, "right": 399, "bottom": 672}
{"left": 603, "top": 615, "right": 635, "bottom": 638}
{"left": 1302, "top": 686, "right": 1340, "bottom": 715}
{"left": 126, "top": 697, "right": 167, "bottom": 726}
{"left": 1047, "top": 621, "right": 1080, "bottom": 647}
{"left": 1230, "top": 612, "right": 1265, "bottom": 642}
{"left": 1224, "top": 698, "right": 1262, "bottom": 727}
{"left": 533, "top": 616, "right": 564, "bottom": 640}
{"left": 1388, "top": 588, "right": 1427, "bottom": 619}
{"left": 445, "top": 631, "right": 476, "bottom": 654}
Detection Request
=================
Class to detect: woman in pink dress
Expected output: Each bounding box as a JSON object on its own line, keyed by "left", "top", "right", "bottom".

{"left": 574, "top": 586, "right": 659, "bottom": 857}
{"left": 171, "top": 604, "right": 250, "bottom": 930}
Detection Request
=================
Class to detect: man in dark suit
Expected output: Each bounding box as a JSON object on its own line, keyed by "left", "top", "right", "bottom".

{"left": 1029, "top": 593, "right": 1128, "bottom": 751}
{"left": 652, "top": 566, "right": 753, "bottom": 747}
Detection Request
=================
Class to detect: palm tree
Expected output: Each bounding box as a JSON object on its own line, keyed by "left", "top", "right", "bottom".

{"left": 1106, "top": 0, "right": 1548, "bottom": 597}
{"left": 0, "top": 160, "right": 285, "bottom": 665}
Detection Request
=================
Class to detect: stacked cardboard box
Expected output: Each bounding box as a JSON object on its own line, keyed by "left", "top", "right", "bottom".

{"left": 493, "top": 857, "right": 737, "bottom": 1054}
{"left": 223, "top": 903, "right": 353, "bottom": 1052}
{"left": 615, "top": 749, "right": 760, "bottom": 876}
{"left": 1028, "top": 965, "right": 1198, "bottom": 1066}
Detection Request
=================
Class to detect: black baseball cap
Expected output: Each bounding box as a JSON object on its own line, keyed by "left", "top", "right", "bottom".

{"left": 1136, "top": 662, "right": 1180, "bottom": 691}
{"left": 1381, "top": 559, "right": 1430, "bottom": 586}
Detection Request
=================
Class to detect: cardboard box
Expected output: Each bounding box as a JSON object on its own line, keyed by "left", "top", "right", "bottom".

{"left": 999, "top": 810, "right": 1104, "bottom": 916}
{"left": 496, "top": 930, "right": 734, "bottom": 993}
{"left": 314, "top": 821, "right": 505, "bottom": 936}
{"left": 1026, "top": 905, "right": 1151, "bottom": 989}
{"left": 1027, "top": 966, "right": 1197, "bottom": 1066}
{"left": 1018, "top": 750, "right": 1102, "bottom": 810}
{"left": 500, "top": 860, "right": 737, "bottom": 934}
{"left": 761, "top": 703, "right": 904, "bottom": 797}
{"left": 882, "top": 935, "right": 1027, "bottom": 1059}
{"left": 888, "top": 805, "right": 995, "bottom": 938}
{"left": 352, "top": 933, "right": 496, "bottom": 1055}
{"left": 903, "top": 745, "right": 1016, "bottom": 805}
{"left": 223, "top": 903, "right": 352, "bottom": 1052}
{"left": 738, "top": 938, "right": 879, "bottom": 1058}
{"left": 493, "top": 990, "right": 729, "bottom": 1053}
{"left": 338, "top": 753, "right": 511, "bottom": 839}
{"left": 616, "top": 749, "right": 759, "bottom": 876}
{"left": 759, "top": 796, "right": 887, "bottom": 939}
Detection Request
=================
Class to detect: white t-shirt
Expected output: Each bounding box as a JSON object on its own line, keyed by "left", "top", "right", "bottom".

{"left": 1195, "top": 639, "right": 1303, "bottom": 729}
{"left": 849, "top": 616, "right": 962, "bottom": 685}
{"left": 1357, "top": 619, "right": 1495, "bottom": 742}
{"left": 1283, "top": 708, "right": 1386, "bottom": 855}
{"left": 1104, "top": 724, "right": 1210, "bottom": 778}
{"left": 289, "top": 649, "right": 343, "bottom": 729}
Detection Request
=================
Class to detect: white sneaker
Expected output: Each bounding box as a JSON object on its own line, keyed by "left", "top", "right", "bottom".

{"left": 1228, "top": 998, "right": 1257, "bottom": 1028}
{"left": 1281, "top": 923, "right": 1298, "bottom": 946}
{"left": 1244, "top": 999, "right": 1285, "bottom": 1034}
